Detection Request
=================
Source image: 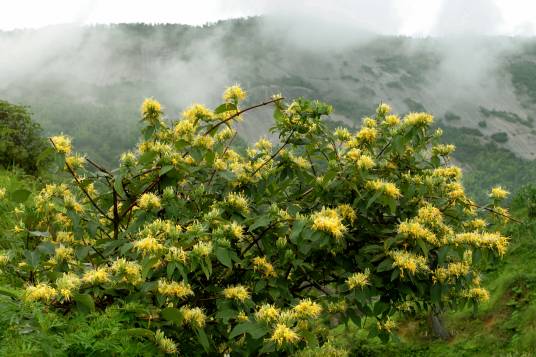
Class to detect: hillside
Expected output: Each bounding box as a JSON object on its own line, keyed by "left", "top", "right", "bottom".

{"left": 1, "top": 18, "right": 536, "bottom": 199}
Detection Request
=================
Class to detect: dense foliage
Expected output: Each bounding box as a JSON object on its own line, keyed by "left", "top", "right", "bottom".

{"left": 0, "top": 100, "right": 48, "bottom": 173}
{"left": 1, "top": 87, "right": 511, "bottom": 355}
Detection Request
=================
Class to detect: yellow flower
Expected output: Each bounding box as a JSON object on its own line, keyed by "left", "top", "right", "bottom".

{"left": 433, "top": 166, "right": 462, "bottom": 180}
{"left": 417, "top": 205, "right": 443, "bottom": 225}
{"left": 56, "top": 273, "right": 81, "bottom": 301}
{"left": 65, "top": 154, "right": 85, "bottom": 170}
{"left": 111, "top": 258, "right": 142, "bottom": 284}
{"left": 192, "top": 241, "right": 213, "bottom": 257}
{"left": 140, "top": 98, "right": 162, "bottom": 124}
{"left": 390, "top": 250, "right": 429, "bottom": 276}
{"left": 252, "top": 256, "right": 277, "bottom": 277}
{"left": 403, "top": 112, "right": 433, "bottom": 127}
{"left": 376, "top": 103, "right": 391, "bottom": 116}
{"left": 133, "top": 236, "right": 164, "bottom": 255}
{"left": 311, "top": 208, "right": 347, "bottom": 240}
{"left": 463, "top": 287, "right": 490, "bottom": 302}
{"left": 366, "top": 179, "right": 401, "bottom": 199}
{"left": 337, "top": 204, "right": 357, "bottom": 223}
{"left": 174, "top": 119, "right": 196, "bottom": 139}
{"left": 255, "top": 304, "right": 280, "bottom": 322}
{"left": 334, "top": 127, "right": 351, "bottom": 141}
{"left": 138, "top": 193, "right": 161, "bottom": 210}
{"left": 0, "top": 253, "right": 10, "bottom": 266}
{"left": 346, "top": 148, "right": 361, "bottom": 162}
{"left": 158, "top": 279, "right": 193, "bottom": 299}
{"left": 194, "top": 135, "right": 215, "bottom": 149}
{"left": 120, "top": 152, "right": 137, "bottom": 166}
{"left": 398, "top": 221, "right": 438, "bottom": 245}
{"left": 82, "top": 267, "right": 110, "bottom": 284}
{"left": 155, "top": 330, "right": 178, "bottom": 354}
{"left": 346, "top": 270, "right": 370, "bottom": 289}
{"left": 377, "top": 317, "right": 397, "bottom": 333}
{"left": 225, "top": 192, "right": 249, "bottom": 214}
{"left": 50, "top": 135, "right": 72, "bottom": 155}
{"left": 255, "top": 137, "right": 273, "bottom": 151}
{"left": 432, "top": 144, "right": 456, "bottom": 156}
{"left": 489, "top": 186, "right": 509, "bottom": 200}
{"left": 237, "top": 311, "right": 249, "bottom": 322}
{"left": 182, "top": 103, "right": 214, "bottom": 122}
{"left": 356, "top": 127, "right": 377, "bottom": 143}
{"left": 54, "top": 245, "right": 74, "bottom": 262}
{"left": 215, "top": 127, "right": 235, "bottom": 141}
{"left": 362, "top": 117, "right": 377, "bottom": 128}
{"left": 166, "top": 247, "right": 189, "bottom": 264}
{"left": 24, "top": 283, "right": 57, "bottom": 303}
{"left": 223, "top": 285, "right": 250, "bottom": 302}
{"left": 223, "top": 84, "right": 247, "bottom": 102}
{"left": 357, "top": 155, "right": 375, "bottom": 170}
{"left": 0, "top": 187, "right": 5, "bottom": 200}
{"left": 293, "top": 298, "right": 322, "bottom": 319}
{"left": 270, "top": 324, "right": 300, "bottom": 347}
{"left": 384, "top": 114, "right": 400, "bottom": 126}
{"left": 181, "top": 306, "right": 206, "bottom": 328}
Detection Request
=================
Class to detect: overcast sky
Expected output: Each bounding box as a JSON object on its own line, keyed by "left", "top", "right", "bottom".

{"left": 2, "top": 0, "right": 536, "bottom": 36}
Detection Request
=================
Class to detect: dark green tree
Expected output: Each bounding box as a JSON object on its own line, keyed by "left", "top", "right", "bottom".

{"left": 0, "top": 100, "right": 48, "bottom": 173}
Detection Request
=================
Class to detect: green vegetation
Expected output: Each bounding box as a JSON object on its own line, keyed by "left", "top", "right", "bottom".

{"left": 479, "top": 107, "right": 534, "bottom": 128}
{"left": 491, "top": 132, "right": 509, "bottom": 143}
{"left": 0, "top": 89, "right": 510, "bottom": 355}
{"left": 0, "top": 100, "right": 48, "bottom": 173}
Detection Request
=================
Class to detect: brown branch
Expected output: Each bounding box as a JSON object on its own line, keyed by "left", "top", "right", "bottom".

{"left": 86, "top": 157, "right": 112, "bottom": 176}
{"left": 203, "top": 97, "right": 284, "bottom": 136}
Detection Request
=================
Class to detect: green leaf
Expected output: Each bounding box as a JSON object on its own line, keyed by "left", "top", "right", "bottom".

{"left": 215, "top": 246, "right": 232, "bottom": 268}
{"left": 23, "top": 250, "right": 41, "bottom": 268}
{"left": 249, "top": 215, "right": 271, "bottom": 231}
{"left": 0, "top": 286, "right": 21, "bottom": 300}
{"left": 214, "top": 103, "right": 237, "bottom": 115}
{"left": 74, "top": 293, "right": 95, "bottom": 313}
{"left": 161, "top": 307, "right": 183, "bottom": 325}
{"left": 126, "top": 328, "right": 155, "bottom": 339}
{"left": 290, "top": 220, "right": 306, "bottom": 243}
{"left": 10, "top": 189, "right": 31, "bottom": 203}
{"left": 229, "top": 322, "right": 268, "bottom": 340}
{"left": 377, "top": 258, "right": 394, "bottom": 272}
{"left": 196, "top": 328, "right": 211, "bottom": 352}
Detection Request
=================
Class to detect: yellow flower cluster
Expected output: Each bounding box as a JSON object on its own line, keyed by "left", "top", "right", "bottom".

{"left": 334, "top": 127, "right": 351, "bottom": 141}
{"left": 24, "top": 283, "right": 57, "bottom": 302}
{"left": 50, "top": 135, "right": 72, "bottom": 154}
{"left": 194, "top": 135, "right": 214, "bottom": 150}
{"left": 398, "top": 221, "right": 439, "bottom": 246}
{"left": 215, "top": 127, "right": 235, "bottom": 142}
{"left": 133, "top": 236, "right": 164, "bottom": 255}
{"left": 120, "top": 152, "right": 137, "bottom": 166}
{"left": 155, "top": 330, "right": 178, "bottom": 354}
{"left": 433, "top": 262, "right": 469, "bottom": 284}
{"left": 0, "top": 252, "right": 10, "bottom": 266}
{"left": 376, "top": 103, "right": 391, "bottom": 116}
{"left": 311, "top": 208, "right": 347, "bottom": 239}
{"left": 53, "top": 245, "right": 74, "bottom": 263}
{"left": 140, "top": 98, "right": 162, "bottom": 124}
{"left": 390, "top": 250, "right": 429, "bottom": 276}
{"left": 252, "top": 256, "right": 277, "bottom": 277}
{"left": 453, "top": 232, "right": 508, "bottom": 256}
{"left": 255, "top": 137, "right": 273, "bottom": 151}
{"left": 225, "top": 192, "right": 250, "bottom": 214}
{"left": 356, "top": 127, "right": 377, "bottom": 143}
{"left": 255, "top": 304, "right": 280, "bottom": 322}
{"left": 182, "top": 103, "right": 214, "bottom": 122}
{"left": 384, "top": 114, "right": 400, "bottom": 126}
{"left": 362, "top": 117, "right": 377, "bottom": 128}
{"left": 192, "top": 241, "right": 212, "bottom": 257}
{"left": 181, "top": 306, "right": 206, "bottom": 328}
{"left": 432, "top": 144, "right": 456, "bottom": 156}
{"left": 0, "top": 187, "right": 5, "bottom": 200}
{"left": 138, "top": 193, "right": 161, "bottom": 210}
{"left": 166, "top": 246, "right": 189, "bottom": 264}
{"left": 403, "top": 112, "right": 433, "bottom": 127}
{"left": 82, "top": 267, "right": 110, "bottom": 284}
{"left": 489, "top": 186, "right": 509, "bottom": 200}
{"left": 174, "top": 119, "right": 196, "bottom": 140}
{"left": 223, "top": 85, "right": 247, "bottom": 102}
{"left": 377, "top": 317, "right": 397, "bottom": 333}
{"left": 293, "top": 298, "right": 322, "bottom": 319}
{"left": 432, "top": 166, "right": 462, "bottom": 180}
{"left": 111, "top": 258, "right": 142, "bottom": 284}
{"left": 157, "top": 279, "right": 193, "bottom": 299}
{"left": 223, "top": 285, "right": 250, "bottom": 302}
{"left": 366, "top": 179, "right": 401, "bottom": 199}
{"left": 338, "top": 204, "right": 357, "bottom": 223}
{"left": 463, "top": 287, "right": 490, "bottom": 302}
{"left": 346, "top": 270, "right": 370, "bottom": 289}
{"left": 65, "top": 154, "right": 85, "bottom": 170}
{"left": 270, "top": 324, "right": 300, "bottom": 346}
{"left": 56, "top": 273, "right": 81, "bottom": 301}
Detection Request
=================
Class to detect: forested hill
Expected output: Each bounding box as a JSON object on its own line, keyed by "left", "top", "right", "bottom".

{"left": 1, "top": 18, "right": 536, "bottom": 199}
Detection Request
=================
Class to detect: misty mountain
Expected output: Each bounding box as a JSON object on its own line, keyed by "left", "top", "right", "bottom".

{"left": 1, "top": 18, "right": 535, "bottom": 198}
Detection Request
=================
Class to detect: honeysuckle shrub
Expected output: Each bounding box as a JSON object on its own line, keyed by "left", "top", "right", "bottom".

{"left": 2, "top": 86, "right": 511, "bottom": 355}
